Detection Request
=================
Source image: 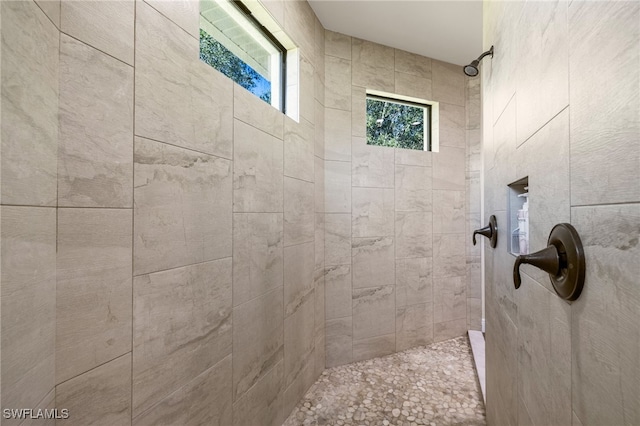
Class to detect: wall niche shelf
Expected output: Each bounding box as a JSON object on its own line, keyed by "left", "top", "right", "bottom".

{"left": 507, "top": 177, "right": 529, "bottom": 257}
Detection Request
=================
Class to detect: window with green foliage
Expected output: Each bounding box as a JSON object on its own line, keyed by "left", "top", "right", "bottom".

{"left": 366, "top": 94, "right": 431, "bottom": 151}
{"left": 199, "top": 0, "right": 285, "bottom": 109}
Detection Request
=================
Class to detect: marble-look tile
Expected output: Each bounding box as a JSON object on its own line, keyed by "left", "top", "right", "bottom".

{"left": 285, "top": 50, "right": 300, "bottom": 122}
{"left": 325, "top": 55, "right": 352, "bottom": 111}
{"left": 516, "top": 275, "right": 571, "bottom": 426}
{"left": 352, "top": 86, "right": 366, "bottom": 137}
{"left": 395, "top": 146, "right": 432, "bottom": 168}
{"left": 395, "top": 49, "right": 431, "bottom": 77}
{"left": 466, "top": 256, "right": 482, "bottom": 299}
{"left": 315, "top": 335, "right": 326, "bottom": 378}
{"left": 325, "top": 108, "right": 352, "bottom": 161}
{"left": 234, "top": 82, "right": 284, "bottom": 140}
{"left": 133, "top": 356, "right": 232, "bottom": 426}
{"left": 56, "top": 354, "right": 131, "bottom": 426}
{"left": 315, "top": 213, "right": 325, "bottom": 270}
{"left": 19, "top": 389, "right": 55, "bottom": 426}
{"left": 467, "top": 130, "right": 482, "bottom": 173}
{"left": 1, "top": 207, "right": 56, "bottom": 414}
{"left": 315, "top": 100, "right": 325, "bottom": 158}
{"left": 284, "top": 177, "right": 314, "bottom": 247}
{"left": 133, "top": 259, "right": 232, "bottom": 416}
{"left": 352, "top": 285, "right": 395, "bottom": 340}
{"left": 395, "top": 165, "right": 432, "bottom": 212}
{"left": 1, "top": 1, "right": 58, "bottom": 206}
{"left": 315, "top": 157, "right": 324, "bottom": 211}
{"left": 136, "top": 2, "right": 233, "bottom": 158}
{"left": 315, "top": 268, "right": 325, "bottom": 340}
{"left": 56, "top": 209, "right": 132, "bottom": 384}
{"left": 432, "top": 190, "right": 465, "bottom": 234}
{"left": 394, "top": 72, "right": 431, "bottom": 100}
{"left": 396, "top": 257, "right": 433, "bottom": 308}
{"left": 431, "top": 60, "right": 465, "bottom": 106}
{"left": 325, "top": 265, "right": 352, "bottom": 320}
{"left": 326, "top": 317, "right": 353, "bottom": 368}
{"left": 352, "top": 187, "right": 394, "bottom": 238}
{"left": 284, "top": 296, "right": 316, "bottom": 388}
{"left": 351, "top": 141, "right": 394, "bottom": 188}
{"left": 353, "top": 334, "right": 396, "bottom": 362}
{"left": 573, "top": 411, "right": 584, "bottom": 426}
{"left": 300, "top": 54, "right": 315, "bottom": 124}
{"left": 61, "top": 0, "right": 134, "bottom": 65}
{"left": 571, "top": 204, "right": 640, "bottom": 426}
{"left": 433, "top": 233, "right": 466, "bottom": 278}
{"left": 133, "top": 137, "right": 231, "bottom": 275}
{"left": 284, "top": 0, "right": 315, "bottom": 60}
{"left": 233, "top": 213, "right": 283, "bottom": 307}
{"left": 434, "top": 318, "right": 467, "bottom": 343}
{"left": 467, "top": 298, "right": 482, "bottom": 331}
{"left": 433, "top": 276, "right": 466, "bottom": 324}
{"left": 262, "top": 0, "right": 284, "bottom": 27}
{"left": 569, "top": 0, "right": 639, "bottom": 205}
{"left": 466, "top": 77, "right": 481, "bottom": 130}
{"left": 325, "top": 161, "right": 351, "bottom": 213}
{"left": 325, "top": 213, "right": 351, "bottom": 265}
{"left": 396, "top": 303, "right": 433, "bottom": 351}
{"left": 395, "top": 211, "right": 433, "bottom": 259}
{"left": 234, "top": 119, "right": 284, "bottom": 213}
{"left": 284, "top": 242, "right": 315, "bottom": 317}
{"left": 433, "top": 146, "right": 465, "bottom": 191}
{"left": 466, "top": 213, "right": 481, "bottom": 258}
{"left": 352, "top": 237, "right": 394, "bottom": 289}
{"left": 284, "top": 117, "right": 314, "bottom": 183}
{"left": 283, "top": 360, "right": 316, "bottom": 423}
{"left": 325, "top": 30, "right": 351, "bottom": 60}
{"left": 35, "top": 0, "right": 60, "bottom": 28}
{"left": 439, "top": 102, "right": 466, "bottom": 149}
{"left": 58, "top": 35, "right": 133, "bottom": 208}
{"left": 233, "top": 287, "right": 284, "bottom": 401}
{"left": 143, "top": 0, "right": 198, "bottom": 39}
{"left": 232, "top": 361, "right": 284, "bottom": 426}
{"left": 351, "top": 38, "right": 394, "bottom": 92}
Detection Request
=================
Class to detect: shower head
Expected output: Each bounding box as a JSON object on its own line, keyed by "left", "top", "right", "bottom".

{"left": 463, "top": 46, "right": 494, "bottom": 77}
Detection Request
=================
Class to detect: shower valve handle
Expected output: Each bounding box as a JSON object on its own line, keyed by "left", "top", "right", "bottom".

{"left": 472, "top": 215, "right": 497, "bottom": 248}
{"left": 513, "top": 246, "right": 559, "bottom": 289}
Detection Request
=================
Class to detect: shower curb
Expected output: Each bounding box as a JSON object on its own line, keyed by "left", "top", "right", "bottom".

{"left": 468, "top": 330, "right": 486, "bottom": 404}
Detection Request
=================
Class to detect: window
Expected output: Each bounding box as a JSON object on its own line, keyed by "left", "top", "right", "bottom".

{"left": 366, "top": 91, "right": 439, "bottom": 151}
{"left": 199, "top": 0, "right": 286, "bottom": 110}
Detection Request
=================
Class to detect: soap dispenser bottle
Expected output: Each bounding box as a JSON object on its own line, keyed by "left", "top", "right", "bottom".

{"left": 517, "top": 193, "right": 529, "bottom": 255}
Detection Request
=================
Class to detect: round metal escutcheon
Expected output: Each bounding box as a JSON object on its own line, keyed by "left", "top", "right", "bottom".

{"left": 547, "top": 223, "right": 585, "bottom": 302}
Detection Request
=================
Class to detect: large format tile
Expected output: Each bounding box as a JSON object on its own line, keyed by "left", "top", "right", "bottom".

{"left": 569, "top": 0, "right": 639, "bottom": 205}
{"left": 233, "top": 288, "right": 284, "bottom": 401}
{"left": 351, "top": 141, "right": 394, "bottom": 188}
{"left": 571, "top": 204, "right": 640, "bottom": 425}
{"left": 284, "top": 117, "right": 314, "bottom": 183}
{"left": 234, "top": 119, "right": 284, "bottom": 213}
{"left": 394, "top": 71, "right": 431, "bottom": 100}
{"left": 433, "top": 146, "right": 465, "bottom": 191}
{"left": 352, "top": 237, "right": 394, "bottom": 289}
{"left": 394, "top": 49, "right": 431, "bottom": 77}
{"left": 325, "top": 213, "right": 351, "bottom": 265}
{"left": 433, "top": 276, "right": 466, "bottom": 324}
{"left": 56, "top": 354, "right": 131, "bottom": 426}
{"left": 1, "top": 1, "right": 58, "bottom": 206}
{"left": 351, "top": 86, "right": 366, "bottom": 138}
{"left": 284, "top": 296, "right": 315, "bottom": 388}
{"left": 353, "top": 334, "right": 396, "bottom": 362}
{"left": 326, "top": 317, "right": 353, "bottom": 368}
{"left": 284, "top": 0, "right": 315, "bottom": 60}
{"left": 325, "top": 161, "right": 351, "bottom": 213}
{"left": 325, "top": 108, "right": 352, "bottom": 161}
{"left": 133, "top": 259, "right": 232, "bottom": 416}
{"left": 284, "top": 177, "right": 314, "bottom": 246}
{"left": 315, "top": 213, "right": 325, "bottom": 270}
{"left": 232, "top": 360, "right": 284, "bottom": 426}
{"left": 135, "top": 2, "right": 232, "bottom": 158}
{"left": 396, "top": 257, "right": 433, "bottom": 308}
{"left": 325, "top": 55, "right": 352, "bottom": 111}
{"left": 432, "top": 60, "right": 465, "bottom": 106}
{"left": 352, "top": 187, "right": 394, "bottom": 238}
{"left": 352, "top": 285, "right": 395, "bottom": 340}
{"left": 144, "top": 0, "right": 199, "bottom": 38}
{"left": 396, "top": 303, "right": 433, "bottom": 351}
{"left": 299, "top": 54, "right": 315, "bottom": 125}
{"left": 395, "top": 165, "right": 432, "bottom": 212}
{"left": 325, "top": 30, "right": 351, "bottom": 60}
{"left": 395, "top": 211, "right": 433, "bottom": 259}
{"left": 133, "top": 356, "right": 232, "bottom": 426}
{"left": 325, "top": 265, "right": 352, "bottom": 320}
{"left": 351, "top": 38, "right": 394, "bottom": 92}
{"left": 439, "top": 102, "right": 466, "bottom": 149}
{"left": 56, "top": 208, "right": 132, "bottom": 384}
{"left": 433, "top": 234, "right": 466, "bottom": 278}
{"left": 59, "top": 35, "right": 133, "bottom": 207}
{"left": 234, "top": 82, "right": 284, "bottom": 140}
{"left": 61, "top": 0, "right": 134, "bottom": 65}
{"left": 284, "top": 242, "right": 315, "bottom": 316}
{"left": 35, "top": 0, "right": 60, "bottom": 28}
{"left": 283, "top": 357, "right": 316, "bottom": 422}
{"left": 1, "top": 207, "right": 56, "bottom": 415}
{"left": 133, "top": 137, "right": 232, "bottom": 275}
{"left": 432, "top": 190, "right": 465, "bottom": 234}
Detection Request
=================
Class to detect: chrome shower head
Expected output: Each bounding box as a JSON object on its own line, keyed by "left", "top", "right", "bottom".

{"left": 463, "top": 46, "right": 493, "bottom": 77}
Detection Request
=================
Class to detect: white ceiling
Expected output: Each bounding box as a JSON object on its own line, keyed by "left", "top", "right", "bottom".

{"left": 308, "top": 0, "right": 483, "bottom": 66}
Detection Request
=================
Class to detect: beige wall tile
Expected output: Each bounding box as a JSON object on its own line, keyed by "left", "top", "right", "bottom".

{"left": 396, "top": 303, "right": 433, "bottom": 351}
{"left": 61, "top": 0, "right": 134, "bottom": 65}
{"left": 35, "top": 0, "right": 60, "bottom": 28}
{"left": 352, "top": 142, "right": 394, "bottom": 188}
{"left": 283, "top": 361, "right": 315, "bottom": 422}
{"left": 315, "top": 157, "right": 325, "bottom": 213}
{"left": 325, "top": 55, "right": 352, "bottom": 110}
{"left": 325, "top": 30, "right": 351, "bottom": 60}
{"left": 1, "top": 1, "right": 58, "bottom": 206}
{"left": 133, "top": 259, "right": 232, "bottom": 416}
{"left": 394, "top": 71, "right": 431, "bottom": 100}
{"left": 314, "top": 100, "right": 325, "bottom": 158}
{"left": 284, "top": 0, "right": 315, "bottom": 59}
{"left": 284, "top": 177, "right": 315, "bottom": 246}
{"left": 432, "top": 60, "right": 465, "bottom": 106}
{"left": 394, "top": 49, "right": 431, "bottom": 77}
{"left": 314, "top": 268, "right": 325, "bottom": 341}
{"left": 56, "top": 354, "right": 131, "bottom": 426}
{"left": 432, "top": 190, "right": 465, "bottom": 234}
{"left": 396, "top": 257, "right": 433, "bottom": 308}
{"left": 234, "top": 82, "right": 284, "bottom": 140}
{"left": 234, "top": 120, "right": 284, "bottom": 213}
{"left": 326, "top": 317, "right": 353, "bottom": 367}
{"left": 395, "top": 165, "right": 432, "bottom": 212}
{"left": 433, "top": 146, "right": 465, "bottom": 191}
{"left": 352, "top": 237, "right": 394, "bottom": 289}
{"left": 133, "top": 356, "right": 232, "bottom": 426}
{"left": 232, "top": 360, "right": 284, "bottom": 426}
{"left": 439, "top": 102, "right": 466, "bottom": 149}
{"left": 1, "top": 206, "right": 56, "bottom": 414}
{"left": 144, "top": 0, "right": 198, "bottom": 38}
{"left": 135, "top": 3, "right": 233, "bottom": 158}
{"left": 284, "top": 117, "right": 314, "bottom": 183}
{"left": 59, "top": 35, "right": 133, "bottom": 208}
{"left": 232, "top": 287, "right": 283, "bottom": 402}
{"left": 325, "top": 108, "right": 352, "bottom": 161}
{"left": 352, "top": 187, "right": 394, "bottom": 238}
{"left": 433, "top": 276, "right": 466, "bottom": 324}
{"left": 351, "top": 38, "right": 394, "bottom": 92}
{"left": 19, "top": 389, "right": 55, "bottom": 426}
{"left": 395, "top": 211, "right": 433, "bottom": 259}
{"left": 325, "top": 160, "right": 351, "bottom": 213}
{"left": 466, "top": 297, "right": 482, "bottom": 331}
{"left": 433, "top": 318, "right": 467, "bottom": 343}
{"left": 325, "top": 264, "right": 352, "bottom": 320}
{"left": 300, "top": 54, "right": 315, "bottom": 124}
{"left": 325, "top": 213, "right": 351, "bottom": 265}
{"left": 284, "top": 296, "right": 315, "bottom": 388}
{"left": 233, "top": 213, "right": 283, "bottom": 307}
{"left": 315, "top": 213, "right": 325, "bottom": 270}
{"left": 433, "top": 234, "right": 466, "bottom": 278}
{"left": 352, "top": 86, "right": 366, "bottom": 137}
{"left": 133, "top": 137, "right": 231, "bottom": 275}
{"left": 352, "top": 285, "right": 395, "bottom": 340}
{"left": 284, "top": 242, "right": 315, "bottom": 316}
{"left": 395, "top": 146, "right": 432, "bottom": 168}
{"left": 353, "top": 333, "right": 395, "bottom": 362}
{"left": 56, "top": 208, "right": 132, "bottom": 384}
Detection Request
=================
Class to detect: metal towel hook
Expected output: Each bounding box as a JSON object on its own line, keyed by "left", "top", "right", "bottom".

{"left": 473, "top": 215, "right": 498, "bottom": 248}
{"left": 513, "top": 223, "right": 586, "bottom": 302}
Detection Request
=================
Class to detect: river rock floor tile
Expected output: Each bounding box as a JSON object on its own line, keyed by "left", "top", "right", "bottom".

{"left": 283, "top": 336, "right": 485, "bottom": 426}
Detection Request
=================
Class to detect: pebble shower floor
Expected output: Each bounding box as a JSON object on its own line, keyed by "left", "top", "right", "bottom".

{"left": 283, "top": 336, "right": 485, "bottom": 426}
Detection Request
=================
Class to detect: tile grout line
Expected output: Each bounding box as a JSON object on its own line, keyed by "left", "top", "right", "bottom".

{"left": 131, "top": 0, "right": 137, "bottom": 420}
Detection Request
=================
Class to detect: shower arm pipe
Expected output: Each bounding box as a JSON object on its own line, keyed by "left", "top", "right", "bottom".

{"left": 476, "top": 46, "right": 493, "bottom": 62}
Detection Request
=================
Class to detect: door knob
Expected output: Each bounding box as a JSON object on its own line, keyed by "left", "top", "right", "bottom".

{"left": 473, "top": 215, "right": 497, "bottom": 248}
{"left": 513, "top": 223, "right": 585, "bottom": 302}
